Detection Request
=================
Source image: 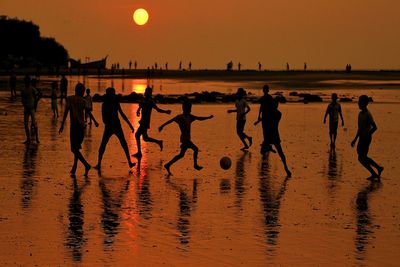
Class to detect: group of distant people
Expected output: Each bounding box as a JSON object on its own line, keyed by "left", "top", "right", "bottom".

{"left": 14, "top": 74, "right": 383, "bottom": 180}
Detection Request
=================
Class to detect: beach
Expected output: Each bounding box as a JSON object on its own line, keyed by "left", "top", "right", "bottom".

{"left": 0, "top": 86, "right": 399, "bottom": 266}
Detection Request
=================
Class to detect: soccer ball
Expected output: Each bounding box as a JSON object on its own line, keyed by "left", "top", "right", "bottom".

{"left": 220, "top": 156, "right": 232, "bottom": 170}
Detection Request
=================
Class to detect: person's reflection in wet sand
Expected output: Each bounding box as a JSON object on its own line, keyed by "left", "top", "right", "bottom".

{"left": 326, "top": 147, "right": 343, "bottom": 195}
{"left": 355, "top": 181, "right": 381, "bottom": 262}
{"left": 65, "top": 176, "right": 89, "bottom": 262}
{"left": 235, "top": 152, "right": 249, "bottom": 210}
{"left": 258, "top": 156, "right": 290, "bottom": 255}
{"left": 21, "top": 144, "right": 39, "bottom": 209}
{"left": 136, "top": 157, "right": 153, "bottom": 221}
{"left": 99, "top": 177, "right": 130, "bottom": 248}
{"left": 166, "top": 177, "right": 198, "bottom": 251}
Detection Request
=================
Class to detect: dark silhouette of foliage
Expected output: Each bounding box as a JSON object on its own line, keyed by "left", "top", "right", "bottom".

{"left": 0, "top": 16, "right": 69, "bottom": 69}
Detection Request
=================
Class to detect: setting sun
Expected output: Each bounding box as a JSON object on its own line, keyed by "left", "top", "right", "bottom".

{"left": 133, "top": 8, "right": 149, "bottom": 26}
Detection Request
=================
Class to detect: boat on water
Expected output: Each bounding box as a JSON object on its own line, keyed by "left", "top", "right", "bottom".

{"left": 69, "top": 56, "right": 107, "bottom": 69}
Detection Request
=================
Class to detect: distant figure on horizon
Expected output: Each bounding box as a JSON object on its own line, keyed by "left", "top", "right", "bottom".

{"left": 351, "top": 95, "right": 383, "bottom": 180}
{"left": 94, "top": 88, "right": 136, "bottom": 171}
{"left": 286, "top": 63, "right": 290, "bottom": 71}
{"left": 238, "top": 62, "right": 241, "bottom": 71}
{"left": 134, "top": 61, "right": 137, "bottom": 70}
{"left": 132, "top": 87, "right": 171, "bottom": 158}
{"left": 346, "top": 64, "right": 352, "bottom": 73}
{"left": 188, "top": 62, "right": 192, "bottom": 71}
{"left": 59, "top": 83, "right": 99, "bottom": 177}
{"left": 51, "top": 81, "right": 58, "bottom": 118}
{"left": 255, "top": 84, "right": 275, "bottom": 154}
{"left": 9, "top": 71, "right": 17, "bottom": 99}
{"left": 60, "top": 74, "right": 68, "bottom": 102}
{"left": 155, "top": 62, "right": 158, "bottom": 70}
{"left": 258, "top": 62, "right": 262, "bottom": 71}
{"left": 324, "top": 93, "right": 344, "bottom": 147}
{"left": 228, "top": 88, "right": 252, "bottom": 150}
{"left": 84, "top": 88, "right": 93, "bottom": 125}
{"left": 269, "top": 98, "right": 292, "bottom": 177}
{"left": 21, "top": 75, "right": 39, "bottom": 144}
{"left": 165, "top": 62, "right": 168, "bottom": 70}
{"left": 304, "top": 62, "right": 307, "bottom": 71}
{"left": 129, "top": 61, "right": 132, "bottom": 70}
{"left": 179, "top": 61, "right": 182, "bottom": 70}
{"left": 159, "top": 100, "right": 213, "bottom": 175}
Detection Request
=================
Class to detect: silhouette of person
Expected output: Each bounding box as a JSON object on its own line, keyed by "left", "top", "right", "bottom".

{"left": 134, "top": 61, "right": 137, "bottom": 70}
{"left": 59, "top": 83, "right": 99, "bottom": 176}
{"left": 159, "top": 100, "right": 214, "bottom": 175}
{"left": 324, "top": 93, "right": 344, "bottom": 147}
{"left": 351, "top": 95, "right": 383, "bottom": 180}
{"left": 129, "top": 60, "right": 132, "bottom": 70}
{"left": 132, "top": 87, "right": 171, "bottom": 158}
{"left": 238, "top": 62, "right": 241, "bottom": 71}
{"left": 286, "top": 62, "right": 290, "bottom": 71}
{"left": 255, "top": 84, "right": 275, "bottom": 154}
{"left": 9, "top": 71, "right": 17, "bottom": 99}
{"left": 179, "top": 61, "right": 182, "bottom": 70}
{"left": 258, "top": 62, "right": 262, "bottom": 71}
{"left": 51, "top": 81, "right": 59, "bottom": 118}
{"left": 84, "top": 88, "right": 93, "bottom": 125}
{"left": 269, "top": 99, "right": 292, "bottom": 177}
{"left": 21, "top": 75, "right": 39, "bottom": 144}
{"left": 94, "top": 88, "right": 136, "bottom": 171}
{"left": 304, "top": 62, "right": 307, "bottom": 71}
{"left": 228, "top": 88, "right": 253, "bottom": 150}
{"left": 60, "top": 74, "right": 68, "bottom": 101}
{"left": 188, "top": 62, "right": 192, "bottom": 70}
{"left": 165, "top": 62, "right": 168, "bottom": 70}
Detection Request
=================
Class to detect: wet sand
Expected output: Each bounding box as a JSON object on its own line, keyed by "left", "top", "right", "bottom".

{"left": 0, "top": 92, "right": 399, "bottom": 266}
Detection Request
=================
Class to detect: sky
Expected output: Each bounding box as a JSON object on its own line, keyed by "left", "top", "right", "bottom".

{"left": 2, "top": 0, "right": 400, "bottom": 70}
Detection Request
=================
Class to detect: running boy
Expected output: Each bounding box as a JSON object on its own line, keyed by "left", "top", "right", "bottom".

{"left": 159, "top": 100, "right": 213, "bottom": 175}
{"left": 228, "top": 88, "right": 252, "bottom": 150}
{"left": 324, "top": 93, "right": 344, "bottom": 147}
{"left": 133, "top": 87, "right": 171, "bottom": 158}
{"left": 59, "top": 83, "right": 99, "bottom": 176}
{"left": 269, "top": 98, "right": 292, "bottom": 177}
{"left": 351, "top": 95, "right": 383, "bottom": 180}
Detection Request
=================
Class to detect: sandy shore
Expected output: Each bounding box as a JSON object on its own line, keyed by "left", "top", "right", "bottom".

{"left": 0, "top": 91, "right": 399, "bottom": 266}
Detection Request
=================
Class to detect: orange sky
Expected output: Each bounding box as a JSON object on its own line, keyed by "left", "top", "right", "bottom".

{"left": 2, "top": 0, "right": 400, "bottom": 70}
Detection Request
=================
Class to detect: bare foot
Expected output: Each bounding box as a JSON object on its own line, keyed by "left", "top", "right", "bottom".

{"left": 240, "top": 146, "right": 249, "bottom": 151}
{"left": 129, "top": 162, "right": 136, "bottom": 168}
{"left": 194, "top": 165, "right": 203, "bottom": 171}
{"left": 164, "top": 164, "right": 172, "bottom": 176}
{"left": 377, "top": 166, "right": 384, "bottom": 177}
{"left": 248, "top": 137, "right": 253, "bottom": 147}
{"left": 285, "top": 169, "right": 292, "bottom": 178}
{"left": 84, "top": 165, "right": 91, "bottom": 177}
{"left": 93, "top": 164, "right": 101, "bottom": 170}
{"left": 132, "top": 152, "right": 142, "bottom": 158}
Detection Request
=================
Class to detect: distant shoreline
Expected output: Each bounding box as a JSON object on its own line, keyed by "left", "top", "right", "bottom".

{"left": 2, "top": 69, "right": 400, "bottom": 90}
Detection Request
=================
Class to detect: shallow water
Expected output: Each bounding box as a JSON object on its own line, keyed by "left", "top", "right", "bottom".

{"left": 0, "top": 92, "right": 399, "bottom": 266}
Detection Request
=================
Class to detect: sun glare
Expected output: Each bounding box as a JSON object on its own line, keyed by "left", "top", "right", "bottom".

{"left": 133, "top": 8, "right": 149, "bottom": 26}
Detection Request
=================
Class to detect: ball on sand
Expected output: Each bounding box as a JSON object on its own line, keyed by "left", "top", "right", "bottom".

{"left": 220, "top": 156, "right": 232, "bottom": 170}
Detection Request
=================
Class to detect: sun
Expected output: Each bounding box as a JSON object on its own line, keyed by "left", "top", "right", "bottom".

{"left": 133, "top": 8, "right": 149, "bottom": 26}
